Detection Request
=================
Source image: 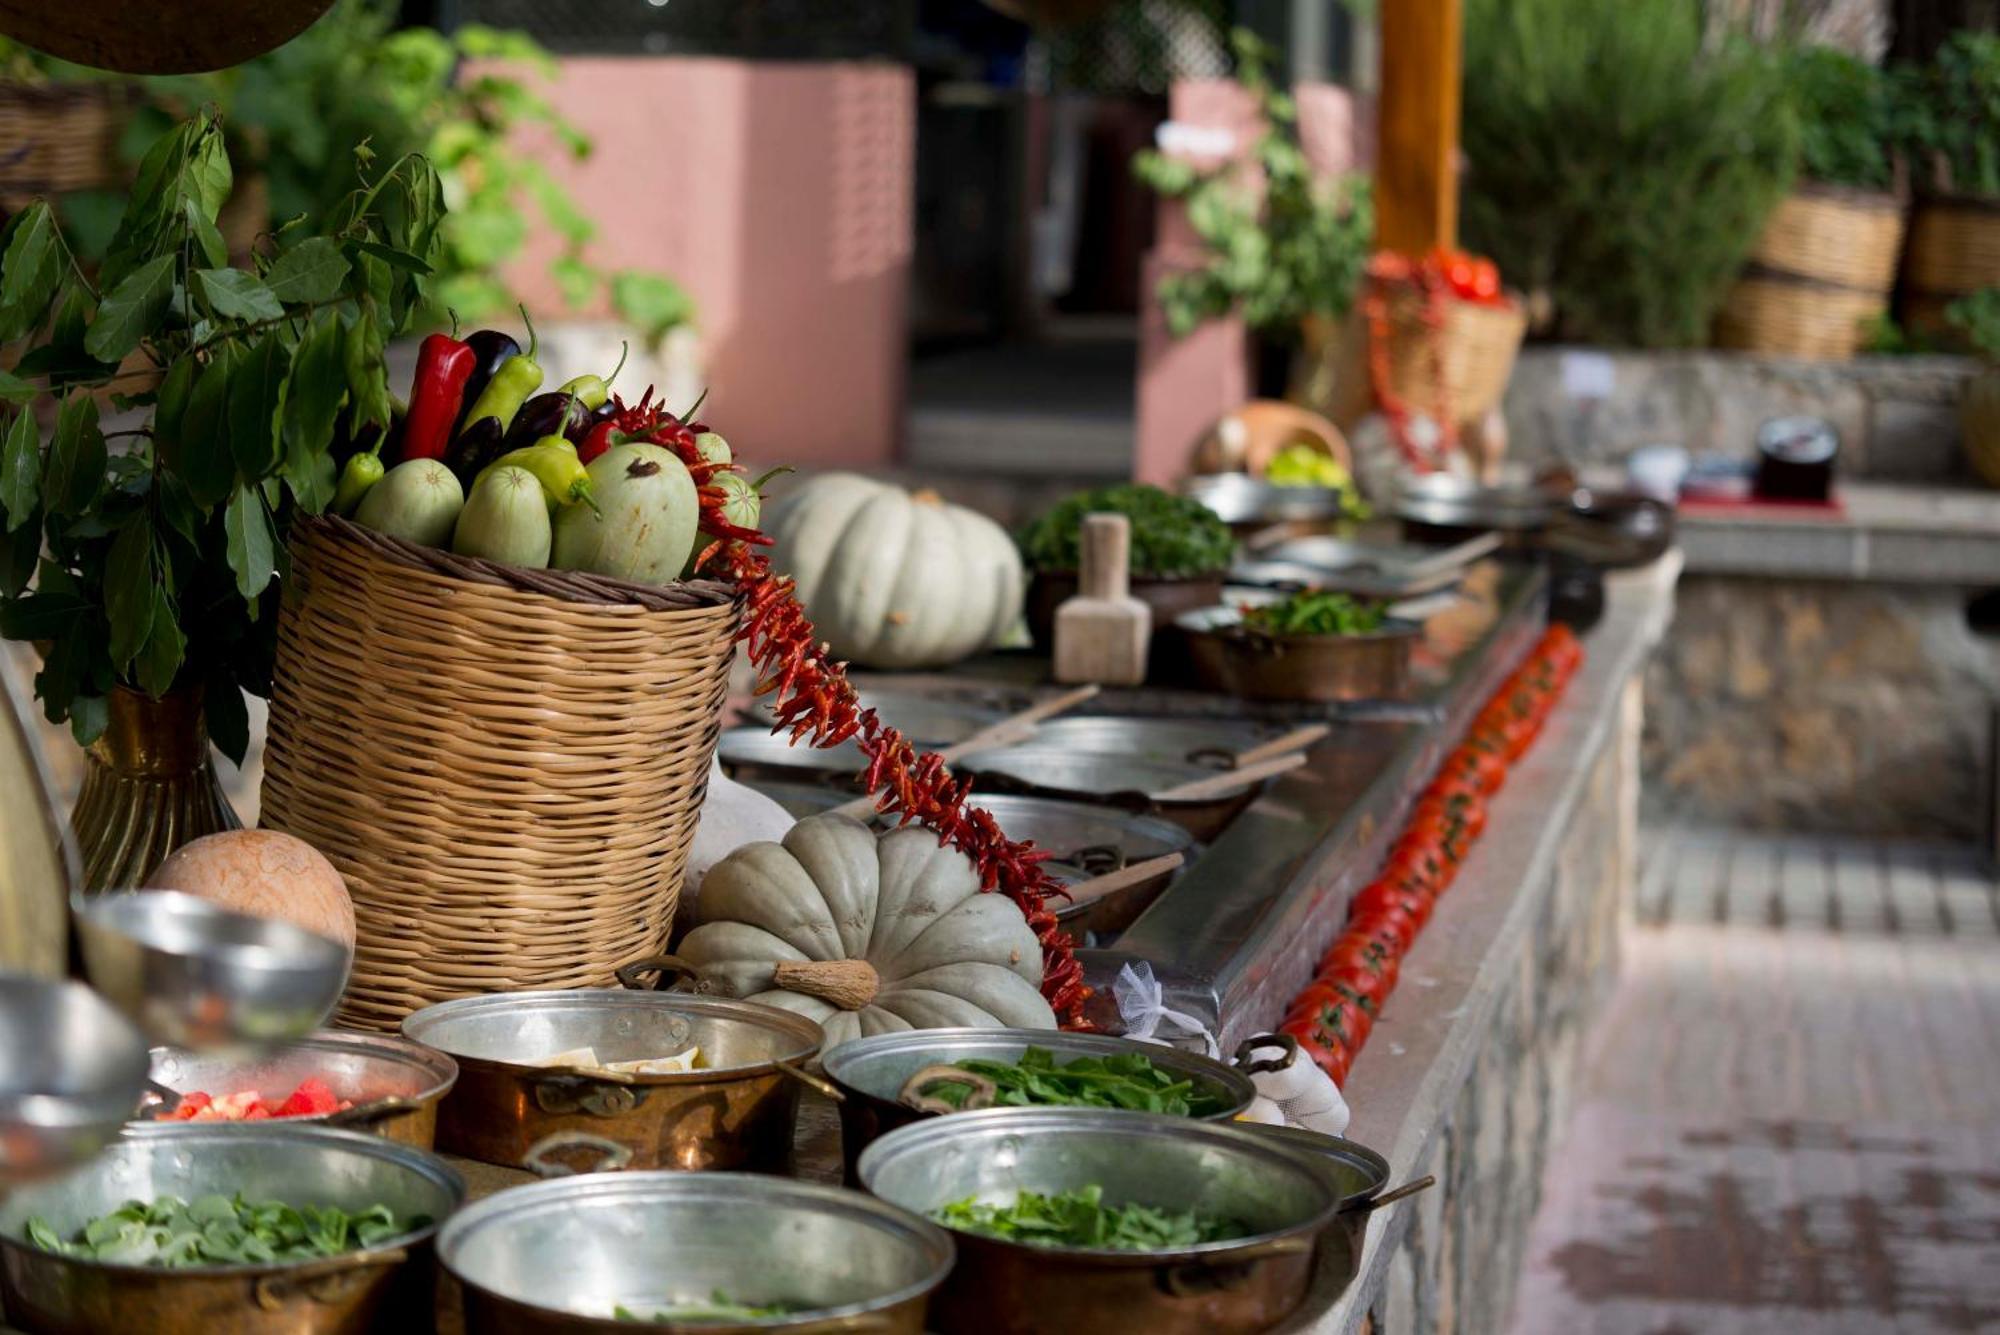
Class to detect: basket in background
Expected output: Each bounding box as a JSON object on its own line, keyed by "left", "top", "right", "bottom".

{"left": 0, "top": 82, "right": 131, "bottom": 205}
{"left": 1716, "top": 184, "right": 1905, "bottom": 360}
{"left": 1901, "top": 193, "right": 2000, "bottom": 348}
{"left": 260, "top": 516, "right": 742, "bottom": 1031}
{"left": 1304, "top": 293, "right": 1528, "bottom": 433}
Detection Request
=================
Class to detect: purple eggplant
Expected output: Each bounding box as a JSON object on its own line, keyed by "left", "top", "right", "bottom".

{"left": 445, "top": 416, "right": 505, "bottom": 488}
{"left": 501, "top": 391, "right": 591, "bottom": 452}
{"left": 451, "top": 330, "right": 523, "bottom": 437}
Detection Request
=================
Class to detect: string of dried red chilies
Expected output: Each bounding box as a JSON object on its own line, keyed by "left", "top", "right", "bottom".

{"left": 605, "top": 395, "right": 1090, "bottom": 1028}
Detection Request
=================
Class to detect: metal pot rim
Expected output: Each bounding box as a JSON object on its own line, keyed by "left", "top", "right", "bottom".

{"left": 141, "top": 1027, "right": 460, "bottom": 1114}
{"left": 438, "top": 1171, "right": 955, "bottom": 1322}
{"left": 955, "top": 747, "right": 1262, "bottom": 807}
{"left": 399, "top": 989, "right": 824, "bottom": 1081}
{"left": 2, "top": 1124, "right": 463, "bottom": 1278}
{"left": 1189, "top": 615, "right": 1427, "bottom": 646}
{"left": 821, "top": 1027, "right": 1255, "bottom": 1117}
{"left": 1229, "top": 1124, "right": 1393, "bottom": 1207}
{"left": 856, "top": 1106, "right": 1339, "bottom": 1263}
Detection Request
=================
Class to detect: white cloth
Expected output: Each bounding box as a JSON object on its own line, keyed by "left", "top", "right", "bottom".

{"left": 1111, "top": 963, "right": 1350, "bottom": 1135}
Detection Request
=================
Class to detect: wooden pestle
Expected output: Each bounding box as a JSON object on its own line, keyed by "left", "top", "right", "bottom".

{"left": 1052, "top": 513, "right": 1150, "bottom": 687}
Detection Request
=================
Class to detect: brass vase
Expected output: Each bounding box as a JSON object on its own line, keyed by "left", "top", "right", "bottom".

{"left": 70, "top": 685, "right": 240, "bottom": 891}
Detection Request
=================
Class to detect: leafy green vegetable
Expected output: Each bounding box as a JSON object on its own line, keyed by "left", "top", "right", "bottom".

{"left": 934, "top": 1185, "right": 1248, "bottom": 1252}
{"left": 0, "top": 111, "right": 441, "bottom": 758}
{"left": 1017, "top": 484, "right": 1233, "bottom": 579}
{"left": 614, "top": 1293, "right": 797, "bottom": 1323}
{"left": 25, "top": 1194, "right": 425, "bottom": 1268}
{"left": 1241, "top": 590, "right": 1387, "bottom": 638}
{"left": 1897, "top": 33, "right": 2000, "bottom": 199}
{"left": 925, "top": 1046, "right": 1234, "bottom": 1117}
{"left": 1948, "top": 288, "right": 2000, "bottom": 362}
{"left": 1784, "top": 46, "right": 1898, "bottom": 193}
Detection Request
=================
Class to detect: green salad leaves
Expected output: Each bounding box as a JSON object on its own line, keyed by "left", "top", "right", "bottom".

{"left": 1241, "top": 590, "right": 1388, "bottom": 638}
{"left": 934, "top": 1185, "right": 1249, "bottom": 1252}
{"left": 1016, "top": 484, "right": 1234, "bottom": 579}
{"left": 615, "top": 1293, "right": 796, "bottom": 1322}
{"left": 26, "top": 1194, "right": 421, "bottom": 1268}
{"left": 925, "top": 1046, "right": 1234, "bottom": 1118}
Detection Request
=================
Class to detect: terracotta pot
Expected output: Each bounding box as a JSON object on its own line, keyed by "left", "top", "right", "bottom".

{"left": 70, "top": 686, "right": 240, "bottom": 892}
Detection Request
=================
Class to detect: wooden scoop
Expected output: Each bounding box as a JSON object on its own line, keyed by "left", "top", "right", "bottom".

{"left": 1054, "top": 852, "right": 1185, "bottom": 911}
{"left": 1154, "top": 751, "right": 1309, "bottom": 803}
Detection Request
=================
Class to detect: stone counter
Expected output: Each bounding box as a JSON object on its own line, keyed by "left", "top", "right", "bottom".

{"left": 1284, "top": 553, "right": 1680, "bottom": 1334}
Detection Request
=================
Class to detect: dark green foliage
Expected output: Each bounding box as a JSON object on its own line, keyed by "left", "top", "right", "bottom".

{"left": 1016, "top": 484, "right": 1234, "bottom": 579}
{"left": 1897, "top": 32, "right": 2000, "bottom": 198}
{"left": 0, "top": 111, "right": 441, "bottom": 755}
{"left": 1460, "top": 0, "right": 1798, "bottom": 347}
{"left": 1787, "top": 46, "right": 1898, "bottom": 192}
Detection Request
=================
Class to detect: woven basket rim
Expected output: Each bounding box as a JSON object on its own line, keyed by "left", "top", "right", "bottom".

{"left": 1914, "top": 191, "right": 2000, "bottom": 216}
{"left": 1791, "top": 180, "right": 1905, "bottom": 214}
{"left": 301, "top": 514, "right": 741, "bottom": 614}
{"left": 1735, "top": 263, "right": 1885, "bottom": 296}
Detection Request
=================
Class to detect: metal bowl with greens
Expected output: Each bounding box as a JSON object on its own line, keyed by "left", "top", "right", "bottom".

{"left": 1016, "top": 484, "right": 1235, "bottom": 579}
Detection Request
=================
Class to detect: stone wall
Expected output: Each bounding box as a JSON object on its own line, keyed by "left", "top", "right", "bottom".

{"left": 1643, "top": 576, "right": 2000, "bottom": 839}
{"left": 1502, "top": 347, "right": 1977, "bottom": 482}
{"left": 1358, "top": 678, "right": 1638, "bottom": 1335}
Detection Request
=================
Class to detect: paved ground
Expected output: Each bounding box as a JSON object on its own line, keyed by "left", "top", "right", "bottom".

{"left": 1508, "top": 823, "right": 2000, "bottom": 1335}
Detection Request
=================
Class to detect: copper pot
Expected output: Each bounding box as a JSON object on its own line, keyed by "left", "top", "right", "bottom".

{"left": 401, "top": 978, "right": 825, "bottom": 1175}
{"left": 858, "top": 1108, "right": 1337, "bottom": 1334}
{"left": 0, "top": 1124, "right": 462, "bottom": 1335}
{"left": 1181, "top": 614, "right": 1422, "bottom": 704}
{"left": 137, "top": 1029, "right": 459, "bottom": 1149}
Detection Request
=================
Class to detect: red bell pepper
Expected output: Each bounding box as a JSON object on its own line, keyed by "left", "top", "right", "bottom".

{"left": 401, "top": 333, "right": 477, "bottom": 461}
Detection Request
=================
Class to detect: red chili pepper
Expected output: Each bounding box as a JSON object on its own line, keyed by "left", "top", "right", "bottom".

{"left": 402, "top": 333, "right": 477, "bottom": 461}
{"left": 577, "top": 420, "right": 621, "bottom": 465}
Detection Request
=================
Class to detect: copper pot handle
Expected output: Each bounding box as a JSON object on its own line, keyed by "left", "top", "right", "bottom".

{"left": 772, "top": 1057, "right": 844, "bottom": 1102}
{"left": 616, "top": 954, "right": 699, "bottom": 991}
{"left": 522, "top": 1130, "right": 635, "bottom": 1178}
{"left": 897, "top": 1064, "right": 998, "bottom": 1114}
{"left": 253, "top": 1247, "right": 409, "bottom": 1310}
{"left": 1232, "top": 1033, "right": 1298, "bottom": 1076}
{"left": 1155, "top": 1235, "right": 1315, "bottom": 1298}
{"left": 1343, "top": 1174, "right": 1437, "bottom": 1215}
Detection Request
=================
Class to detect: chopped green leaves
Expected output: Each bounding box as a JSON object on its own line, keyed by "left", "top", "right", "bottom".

{"left": 924, "top": 1047, "right": 1235, "bottom": 1118}
{"left": 1240, "top": 591, "right": 1388, "bottom": 638}
{"left": 25, "top": 1194, "right": 425, "bottom": 1269}
{"left": 1017, "top": 484, "right": 1235, "bottom": 579}
{"left": 933, "top": 1185, "right": 1249, "bottom": 1252}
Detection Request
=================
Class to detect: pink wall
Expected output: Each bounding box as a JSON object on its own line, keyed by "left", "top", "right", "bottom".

{"left": 1133, "top": 81, "right": 1369, "bottom": 487}
{"left": 507, "top": 58, "right": 914, "bottom": 468}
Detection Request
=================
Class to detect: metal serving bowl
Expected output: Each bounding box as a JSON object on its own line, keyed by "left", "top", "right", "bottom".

{"left": 953, "top": 747, "right": 1271, "bottom": 841}
{"left": 0, "top": 1124, "right": 463, "bottom": 1335}
{"left": 72, "top": 889, "right": 352, "bottom": 1048}
{"left": 1393, "top": 474, "right": 1556, "bottom": 533}
{"left": 1182, "top": 473, "right": 1349, "bottom": 530}
{"left": 1023, "top": 716, "right": 1287, "bottom": 769}
{"left": 440, "top": 1172, "right": 954, "bottom": 1333}
{"left": 820, "top": 1028, "right": 1270, "bottom": 1181}
{"left": 858, "top": 1107, "right": 1338, "bottom": 1334}
{"left": 402, "top": 988, "right": 824, "bottom": 1174}
{"left": 0, "top": 976, "right": 150, "bottom": 1190}
{"left": 138, "top": 1029, "right": 460, "bottom": 1149}
{"left": 1178, "top": 608, "right": 1424, "bottom": 704}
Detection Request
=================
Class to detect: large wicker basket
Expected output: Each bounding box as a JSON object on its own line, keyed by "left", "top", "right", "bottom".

{"left": 1717, "top": 185, "right": 1905, "bottom": 360}
{"left": 1901, "top": 193, "right": 2000, "bottom": 346}
{"left": 1305, "top": 292, "right": 1528, "bottom": 433}
{"left": 260, "top": 517, "right": 742, "bottom": 1031}
{"left": 0, "top": 82, "right": 130, "bottom": 200}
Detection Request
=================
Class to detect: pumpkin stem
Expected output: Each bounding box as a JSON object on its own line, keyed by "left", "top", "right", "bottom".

{"left": 773, "top": 958, "right": 880, "bottom": 1010}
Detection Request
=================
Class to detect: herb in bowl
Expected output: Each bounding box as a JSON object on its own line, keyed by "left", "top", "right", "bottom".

{"left": 25, "top": 1194, "right": 423, "bottom": 1268}
{"left": 1240, "top": 591, "right": 1388, "bottom": 638}
{"left": 1017, "top": 485, "right": 1235, "bottom": 579}
{"left": 934, "top": 1185, "right": 1249, "bottom": 1252}
{"left": 615, "top": 1293, "right": 796, "bottom": 1323}
{"left": 923, "top": 1047, "right": 1234, "bottom": 1117}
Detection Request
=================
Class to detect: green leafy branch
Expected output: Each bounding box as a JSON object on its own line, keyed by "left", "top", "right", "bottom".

{"left": 0, "top": 110, "right": 442, "bottom": 757}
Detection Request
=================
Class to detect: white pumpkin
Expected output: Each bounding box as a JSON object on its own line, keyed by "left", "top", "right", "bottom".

{"left": 766, "top": 474, "right": 1025, "bottom": 670}
{"left": 681, "top": 758, "right": 795, "bottom": 924}
{"left": 676, "top": 813, "right": 1056, "bottom": 1046}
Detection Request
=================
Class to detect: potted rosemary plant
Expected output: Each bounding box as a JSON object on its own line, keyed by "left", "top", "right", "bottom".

{"left": 0, "top": 109, "right": 441, "bottom": 888}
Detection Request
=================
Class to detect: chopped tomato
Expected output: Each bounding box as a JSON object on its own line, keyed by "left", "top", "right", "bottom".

{"left": 273, "top": 1078, "right": 343, "bottom": 1118}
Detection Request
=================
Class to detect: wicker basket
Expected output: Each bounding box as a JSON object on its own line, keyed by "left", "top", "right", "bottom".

{"left": 1964, "top": 365, "right": 2000, "bottom": 489}
{"left": 0, "top": 82, "right": 130, "bottom": 199}
{"left": 1902, "top": 194, "right": 2000, "bottom": 345}
{"left": 1716, "top": 186, "right": 1904, "bottom": 361}
{"left": 260, "top": 516, "right": 742, "bottom": 1031}
{"left": 1306, "top": 292, "right": 1528, "bottom": 432}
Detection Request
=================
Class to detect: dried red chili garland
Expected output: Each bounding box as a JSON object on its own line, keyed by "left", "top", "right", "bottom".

{"left": 604, "top": 395, "right": 1089, "bottom": 1028}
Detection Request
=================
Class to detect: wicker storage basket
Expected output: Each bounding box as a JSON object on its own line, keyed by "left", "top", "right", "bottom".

{"left": 1306, "top": 292, "right": 1528, "bottom": 432}
{"left": 0, "top": 82, "right": 130, "bottom": 199}
{"left": 1964, "top": 365, "right": 2000, "bottom": 489}
{"left": 260, "top": 516, "right": 742, "bottom": 1031}
{"left": 1717, "top": 186, "right": 1905, "bottom": 361}
{"left": 1902, "top": 194, "right": 2000, "bottom": 345}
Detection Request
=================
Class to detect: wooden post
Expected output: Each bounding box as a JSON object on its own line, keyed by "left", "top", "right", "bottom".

{"left": 1376, "top": 0, "right": 1462, "bottom": 255}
